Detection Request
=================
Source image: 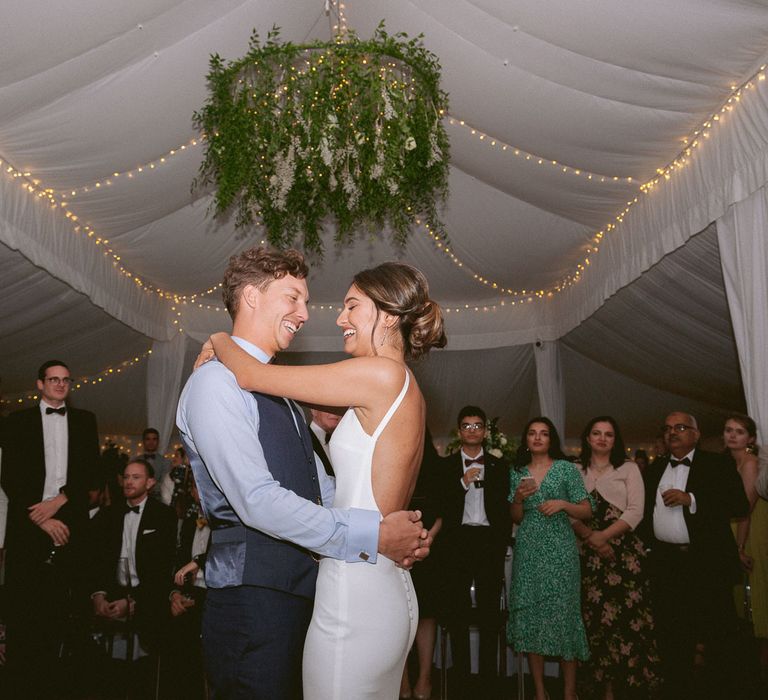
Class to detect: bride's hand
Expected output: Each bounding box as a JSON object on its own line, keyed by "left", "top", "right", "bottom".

{"left": 194, "top": 337, "right": 217, "bottom": 370}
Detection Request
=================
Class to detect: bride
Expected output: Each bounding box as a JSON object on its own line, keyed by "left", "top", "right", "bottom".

{"left": 199, "top": 261, "right": 446, "bottom": 699}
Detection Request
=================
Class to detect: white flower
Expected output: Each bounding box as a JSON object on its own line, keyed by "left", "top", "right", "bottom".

{"left": 404, "top": 136, "right": 416, "bottom": 151}
{"left": 269, "top": 141, "right": 296, "bottom": 210}
{"left": 500, "top": 436, "right": 508, "bottom": 446}
{"left": 489, "top": 448, "right": 503, "bottom": 459}
{"left": 427, "top": 130, "right": 442, "bottom": 166}
{"left": 381, "top": 86, "right": 395, "bottom": 120}
{"left": 319, "top": 137, "right": 333, "bottom": 167}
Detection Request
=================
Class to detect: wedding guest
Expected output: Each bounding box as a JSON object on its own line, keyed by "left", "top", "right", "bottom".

{"left": 137, "top": 428, "right": 171, "bottom": 499}
{"left": 400, "top": 428, "right": 443, "bottom": 700}
{"left": 160, "top": 446, "right": 192, "bottom": 517}
{"left": 508, "top": 417, "right": 591, "bottom": 700}
{"left": 439, "top": 406, "right": 511, "bottom": 698}
{"left": 633, "top": 449, "right": 649, "bottom": 474}
{"left": 640, "top": 412, "right": 748, "bottom": 699}
{"left": 571, "top": 416, "right": 660, "bottom": 699}
{"left": 725, "top": 414, "right": 768, "bottom": 677}
{"left": 308, "top": 407, "right": 342, "bottom": 477}
{"left": 90, "top": 458, "right": 176, "bottom": 652}
{"left": 162, "top": 476, "right": 209, "bottom": 700}
{"left": 0, "top": 359, "right": 99, "bottom": 697}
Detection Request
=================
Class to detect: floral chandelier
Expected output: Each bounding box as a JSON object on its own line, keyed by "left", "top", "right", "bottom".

{"left": 193, "top": 20, "right": 450, "bottom": 254}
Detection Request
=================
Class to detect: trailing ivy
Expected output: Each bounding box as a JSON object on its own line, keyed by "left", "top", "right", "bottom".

{"left": 193, "top": 22, "right": 450, "bottom": 254}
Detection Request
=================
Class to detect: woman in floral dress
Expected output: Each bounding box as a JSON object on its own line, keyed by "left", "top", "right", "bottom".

{"left": 509, "top": 417, "right": 592, "bottom": 700}
{"left": 572, "top": 416, "right": 660, "bottom": 699}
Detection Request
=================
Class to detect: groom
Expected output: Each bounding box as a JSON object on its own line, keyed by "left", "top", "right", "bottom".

{"left": 177, "top": 247, "right": 428, "bottom": 700}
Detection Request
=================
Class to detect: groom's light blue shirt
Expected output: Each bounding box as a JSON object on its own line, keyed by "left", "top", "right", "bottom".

{"left": 177, "top": 336, "right": 380, "bottom": 563}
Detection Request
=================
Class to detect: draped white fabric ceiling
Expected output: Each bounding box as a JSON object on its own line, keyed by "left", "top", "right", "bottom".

{"left": 2, "top": 0, "right": 767, "bottom": 445}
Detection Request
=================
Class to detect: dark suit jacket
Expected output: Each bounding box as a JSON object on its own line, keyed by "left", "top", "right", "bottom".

{"left": 0, "top": 405, "right": 99, "bottom": 568}
{"left": 640, "top": 448, "right": 748, "bottom": 583}
{"left": 308, "top": 426, "right": 334, "bottom": 477}
{"left": 438, "top": 451, "right": 512, "bottom": 546}
{"left": 174, "top": 513, "right": 211, "bottom": 575}
{"left": 90, "top": 497, "right": 177, "bottom": 634}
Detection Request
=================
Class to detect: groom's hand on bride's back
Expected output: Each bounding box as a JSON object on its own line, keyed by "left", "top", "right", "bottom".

{"left": 378, "top": 510, "right": 432, "bottom": 569}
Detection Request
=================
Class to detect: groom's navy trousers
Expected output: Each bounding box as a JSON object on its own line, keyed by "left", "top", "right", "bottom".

{"left": 203, "top": 586, "right": 313, "bottom": 700}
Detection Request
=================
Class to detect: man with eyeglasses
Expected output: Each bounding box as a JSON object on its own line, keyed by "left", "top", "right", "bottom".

{"left": 641, "top": 411, "right": 748, "bottom": 699}
{"left": 438, "top": 405, "right": 511, "bottom": 698}
{"left": 0, "top": 359, "right": 100, "bottom": 696}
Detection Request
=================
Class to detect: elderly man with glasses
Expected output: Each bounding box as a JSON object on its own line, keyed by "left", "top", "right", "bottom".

{"left": 437, "top": 405, "right": 512, "bottom": 699}
{"left": 640, "top": 411, "right": 749, "bottom": 699}
{"left": 0, "top": 359, "right": 100, "bottom": 696}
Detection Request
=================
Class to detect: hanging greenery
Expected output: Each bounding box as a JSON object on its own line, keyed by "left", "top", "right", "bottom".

{"left": 193, "top": 22, "right": 450, "bottom": 254}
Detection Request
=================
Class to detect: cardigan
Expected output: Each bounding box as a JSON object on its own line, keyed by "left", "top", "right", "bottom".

{"left": 580, "top": 460, "right": 645, "bottom": 530}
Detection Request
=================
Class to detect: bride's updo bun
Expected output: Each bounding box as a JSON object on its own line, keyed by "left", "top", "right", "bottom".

{"left": 352, "top": 262, "right": 447, "bottom": 360}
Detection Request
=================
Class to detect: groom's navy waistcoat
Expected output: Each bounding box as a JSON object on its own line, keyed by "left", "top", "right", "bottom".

{"left": 200, "top": 392, "right": 322, "bottom": 599}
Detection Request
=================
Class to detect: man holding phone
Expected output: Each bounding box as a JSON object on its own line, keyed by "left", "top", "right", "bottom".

{"left": 438, "top": 406, "right": 512, "bottom": 698}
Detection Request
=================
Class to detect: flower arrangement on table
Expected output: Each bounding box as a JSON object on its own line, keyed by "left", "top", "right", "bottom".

{"left": 445, "top": 417, "right": 518, "bottom": 463}
{"left": 194, "top": 22, "right": 450, "bottom": 254}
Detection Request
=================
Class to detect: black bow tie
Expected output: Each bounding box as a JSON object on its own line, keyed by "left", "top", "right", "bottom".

{"left": 143, "top": 453, "right": 156, "bottom": 460}
{"left": 125, "top": 505, "right": 141, "bottom": 514}
{"left": 464, "top": 455, "right": 485, "bottom": 467}
{"left": 670, "top": 457, "right": 691, "bottom": 468}
{"left": 46, "top": 406, "right": 66, "bottom": 416}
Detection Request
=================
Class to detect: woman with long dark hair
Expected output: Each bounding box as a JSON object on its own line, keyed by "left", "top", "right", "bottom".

{"left": 572, "top": 416, "right": 660, "bottom": 699}
{"left": 725, "top": 414, "right": 768, "bottom": 678}
{"left": 508, "top": 417, "right": 592, "bottom": 700}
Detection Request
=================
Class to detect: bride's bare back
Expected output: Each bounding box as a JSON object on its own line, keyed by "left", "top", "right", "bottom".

{"left": 353, "top": 365, "right": 425, "bottom": 517}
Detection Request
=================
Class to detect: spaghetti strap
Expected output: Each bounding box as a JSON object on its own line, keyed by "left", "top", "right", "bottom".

{"left": 371, "top": 369, "right": 410, "bottom": 441}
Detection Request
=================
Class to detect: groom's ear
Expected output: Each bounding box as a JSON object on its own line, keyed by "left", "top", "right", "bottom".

{"left": 242, "top": 284, "right": 261, "bottom": 311}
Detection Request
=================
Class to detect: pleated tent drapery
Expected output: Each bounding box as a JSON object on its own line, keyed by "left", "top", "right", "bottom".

{"left": 534, "top": 340, "right": 566, "bottom": 441}
{"left": 717, "top": 186, "right": 768, "bottom": 444}
{"left": 147, "top": 333, "right": 189, "bottom": 453}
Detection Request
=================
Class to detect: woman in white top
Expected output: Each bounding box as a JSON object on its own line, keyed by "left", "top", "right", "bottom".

{"left": 572, "top": 416, "right": 660, "bottom": 699}
{"left": 199, "top": 261, "right": 446, "bottom": 700}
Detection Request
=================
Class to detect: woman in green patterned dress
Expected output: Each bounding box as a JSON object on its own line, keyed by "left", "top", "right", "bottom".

{"left": 509, "top": 417, "right": 592, "bottom": 700}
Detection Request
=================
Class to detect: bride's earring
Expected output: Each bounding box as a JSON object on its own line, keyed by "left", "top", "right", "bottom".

{"left": 379, "top": 326, "right": 389, "bottom": 347}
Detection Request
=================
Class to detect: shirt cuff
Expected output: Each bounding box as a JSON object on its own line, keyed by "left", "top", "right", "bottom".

{"left": 688, "top": 492, "right": 697, "bottom": 514}
{"left": 345, "top": 508, "right": 380, "bottom": 564}
{"left": 460, "top": 477, "right": 470, "bottom": 492}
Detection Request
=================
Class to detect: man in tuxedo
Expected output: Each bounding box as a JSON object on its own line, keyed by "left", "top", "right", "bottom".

{"left": 438, "top": 406, "right": 511, "bottom": 697}
{"left": 308, "top": 407, "right": 342, "bottom": 477}
{"left": 176, "top": 246, "right": 428, "bottom": 700}
{"left": 641, "top": 411, "right": 749, "bottom": 699}
{"left": 90, "top": 458, "right": 176, "bottom": 649}
{"left": 138, "top": 427, "right": 171, "bottom": 500}
{"left": 0, "top": 359, "right": 100, "bottom": 696}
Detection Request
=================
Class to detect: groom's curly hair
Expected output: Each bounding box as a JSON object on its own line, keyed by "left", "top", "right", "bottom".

{"left": 222, "top": 246, "right": 309, "bottom": 320}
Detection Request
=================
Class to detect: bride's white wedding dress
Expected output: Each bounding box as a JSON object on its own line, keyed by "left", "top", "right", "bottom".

{"left": 303, "top": 371, "right": 418, "bottom": 699}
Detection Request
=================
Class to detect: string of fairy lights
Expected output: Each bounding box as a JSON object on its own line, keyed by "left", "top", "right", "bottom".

{"left": 1, "top": 49, "right": 765, "bottom": 309}
{"left": 0, "top": 349, "right": 153, "bottom": 410}
{"left": 1, "top": 56, "right": 764, "bottom": 407}
{"left": 446, "top": 115, "right": 635, "bottom": 184}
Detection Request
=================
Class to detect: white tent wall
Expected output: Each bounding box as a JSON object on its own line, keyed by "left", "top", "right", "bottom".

{"left": 1, "top": 1, "right": 766, "bottom": 451}
{"left": 717, "top": 186, "right": 768, "bottom": 446}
